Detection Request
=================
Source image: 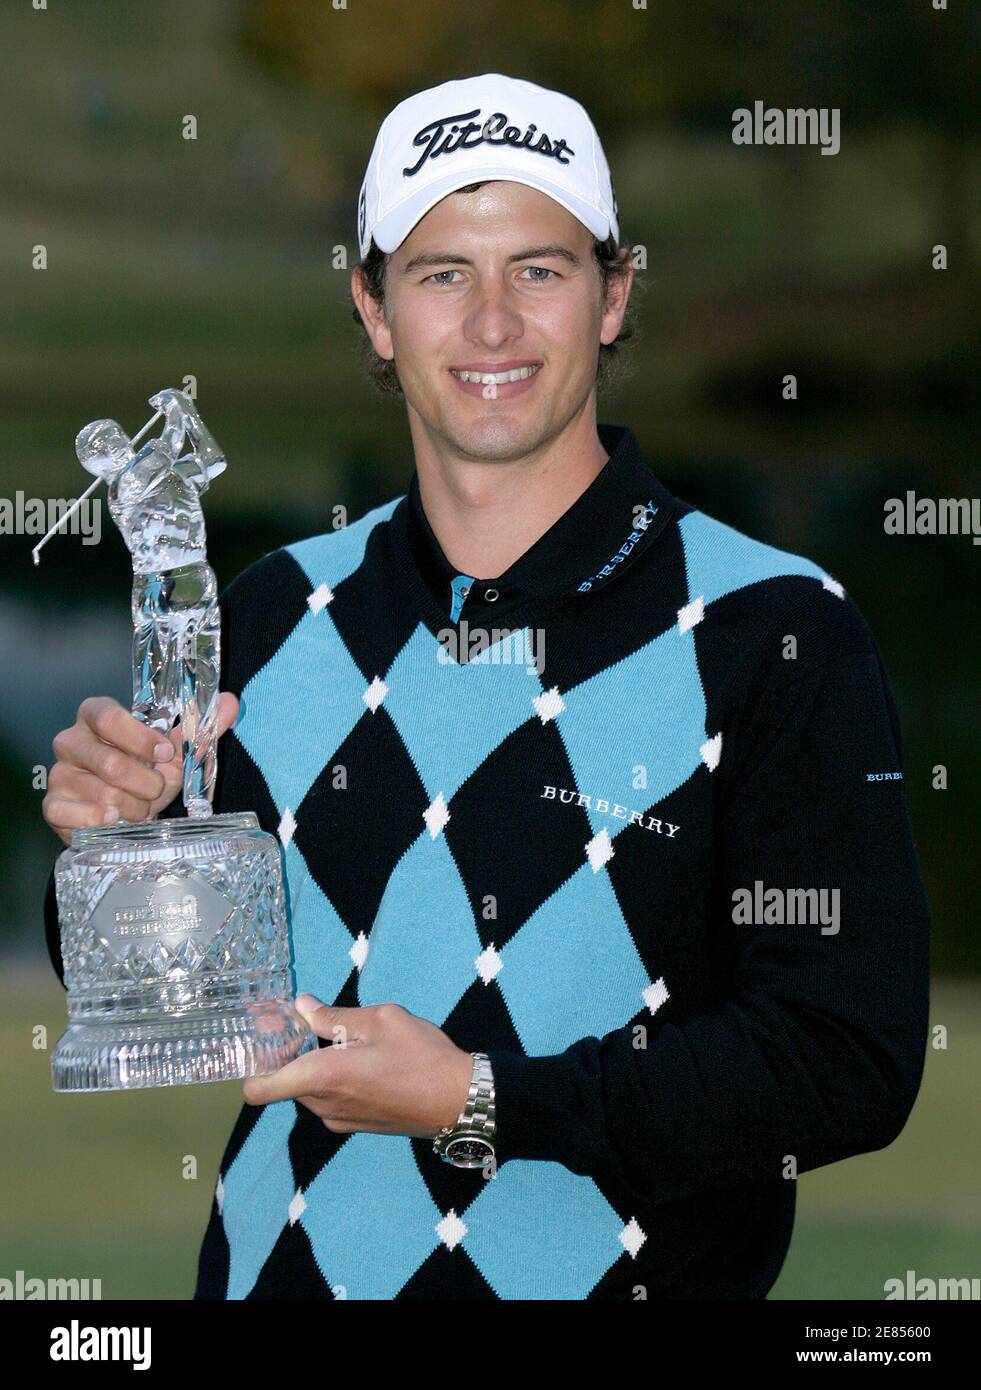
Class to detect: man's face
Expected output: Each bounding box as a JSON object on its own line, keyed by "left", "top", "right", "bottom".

{"left": 354, "top": 181, "right": 632, "bottom": 463}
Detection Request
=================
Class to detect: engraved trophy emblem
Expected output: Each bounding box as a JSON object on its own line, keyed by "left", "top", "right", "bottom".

{"left": 34, "top": 388, "right": 317, "bottom": 1090}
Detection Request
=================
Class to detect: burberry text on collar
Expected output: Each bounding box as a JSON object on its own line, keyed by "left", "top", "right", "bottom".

{"left": 403, "top": 108, "right": 575, "bottom": 178}
{"left": 577, "top": 500, "right": 658, "bottom": 593}
{"left": 541, "top": 784, "right": 681, "bottom": 837}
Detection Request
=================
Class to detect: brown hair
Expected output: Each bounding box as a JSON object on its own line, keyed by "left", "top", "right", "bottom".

{"left": 351, "top": 182, "right": 639, "bottom": 397}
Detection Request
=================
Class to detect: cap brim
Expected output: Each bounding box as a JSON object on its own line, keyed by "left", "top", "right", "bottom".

{"left": 367, "top": 166, "right": 614, "bottom": 257}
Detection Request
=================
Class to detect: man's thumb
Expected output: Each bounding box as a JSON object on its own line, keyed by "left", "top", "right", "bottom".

{"left": 157, "top": 692, "right": 240, "bottom": 761}
{"left": 217, "top": 691, "right": 241, "bottom": 736}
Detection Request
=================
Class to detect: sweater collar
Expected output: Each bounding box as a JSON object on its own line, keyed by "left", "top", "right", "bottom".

{"left": 405, "top": 422, "right": 675, "bottom": 618}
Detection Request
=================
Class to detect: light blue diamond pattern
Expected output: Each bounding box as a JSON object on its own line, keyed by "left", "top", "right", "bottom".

{"left": 234, "top": 606, "right": 372, "bottom": 816}
{"left": 383, "top": 623, "right": 544, "bottom": 802}
{"left": 286, "top": 496, "right": 402, "bottom": 589}
{"left": 463, "top": 1159, "right": 627, "bottom": 1298}
{"left": 222, "top": 1100, "right": 298, "bottom": 1299}
{"left": 679, "top": 509, "right": 826, "bottom": 607}
{"left": 496, "top": 862, "right": 653, "bottom": 1055}
{"left": 557, "top": 625, "right": 707, "bottom": 838}
{"left": 358, "top": 825, "right": 484, "bottom": 1023}
{"left": 299, "top": 1132, "right": 442, "bottom": 1299}
{"left": 283, "top": 839, "right": 356, "bottom": 1004}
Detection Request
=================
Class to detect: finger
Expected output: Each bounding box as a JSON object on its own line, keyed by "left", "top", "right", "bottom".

{"left": 43, "top": 790, "right": 129, "bottom": 835}
{"left": 79, "top": 696, "right": 176, "bottom": 765}
{"left": 158, "top": 721, "right": 183, "bottom": 767}
{"left": 243, "top": 1045, "right": 341, "bottom": 1106}
{"left": 217, "top": 691, "right": 240, "bottom": 736}
{"left": 294, "top": 1097, "right": 361, "bottom": 1133}
{"left": 157, "top": 692, "right": 238, "bottom": 755}
{"left": 294, "top": 997, "right": 362, "bottom": 1045}
{"left": 50, "top": 766, "right": 154, "bottom": 824}
{"left": 161, "top": 693, "right": 238, "bottom": 806}
{"left": 59, "top": 725, "right": 172, "bottom": 803}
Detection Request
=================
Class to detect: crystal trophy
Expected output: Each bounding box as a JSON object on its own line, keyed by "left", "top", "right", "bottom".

{"left": 34, "top": 388, "right": 317, "bottom": 1090}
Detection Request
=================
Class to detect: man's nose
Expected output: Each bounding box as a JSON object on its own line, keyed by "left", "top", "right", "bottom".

{"left": 464, "top": 280, "right": 524, "bottom": 341}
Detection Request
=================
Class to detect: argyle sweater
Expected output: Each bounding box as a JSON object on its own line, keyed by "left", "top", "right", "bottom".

{"left": 43, "top": 422, "right": 931, "bottom": 1300}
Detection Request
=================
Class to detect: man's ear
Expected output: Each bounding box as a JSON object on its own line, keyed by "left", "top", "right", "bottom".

{"left": 600, "top": 251, "right": 634, "bottom": 346}
{"left": 352, "top": 269, "right": 395, "bottom": 363}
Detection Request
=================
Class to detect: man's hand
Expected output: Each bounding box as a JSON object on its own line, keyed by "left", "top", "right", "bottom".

{"left": 42, "top": 692, "right": 240, "bottom": 846}
{"left": 243, "top": 995, "right": 476, "bottom": 1140}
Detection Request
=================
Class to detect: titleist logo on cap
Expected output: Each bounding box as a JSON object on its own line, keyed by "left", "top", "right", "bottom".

{"left": 403, "top": 107, "right": 575, "bottom": 178}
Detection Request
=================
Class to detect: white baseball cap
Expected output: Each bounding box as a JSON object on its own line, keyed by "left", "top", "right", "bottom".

{"left": 356, "top": 72, "right": 620, "bottom": 259}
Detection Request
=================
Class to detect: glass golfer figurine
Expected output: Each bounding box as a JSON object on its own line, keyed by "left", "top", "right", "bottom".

{"left": 35, "top": 388, "right": 316, "bottom": 1091}
{"left": 74, "top": 387, "right": 225, "bottom": 816}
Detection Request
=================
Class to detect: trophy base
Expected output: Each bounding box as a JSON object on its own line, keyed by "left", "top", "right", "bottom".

{"left": 51, "top": 1000, "right": 318, "bottom": 1092}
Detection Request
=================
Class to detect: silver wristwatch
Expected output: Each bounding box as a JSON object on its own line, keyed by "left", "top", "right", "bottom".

{"left": 432, "top": 1052, "right": 496, "bottom": 1169}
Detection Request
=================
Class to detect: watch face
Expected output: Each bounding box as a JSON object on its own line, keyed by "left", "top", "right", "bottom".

{"left": 444, "top": 1135, "right": 494, "bottom": 1168}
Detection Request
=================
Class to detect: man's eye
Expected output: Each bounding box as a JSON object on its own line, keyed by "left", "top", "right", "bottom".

{"left": 425, "top": 267, "right": 556, "bottom": 285}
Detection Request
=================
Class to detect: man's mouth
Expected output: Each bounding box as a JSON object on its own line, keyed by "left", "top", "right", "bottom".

{"left": 449, "top": 363, "right": 543, "bottom": 385}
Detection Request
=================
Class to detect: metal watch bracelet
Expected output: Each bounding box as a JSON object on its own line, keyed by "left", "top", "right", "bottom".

{"left": 432, "top": 1051, "right": 496, "bottom": 1168}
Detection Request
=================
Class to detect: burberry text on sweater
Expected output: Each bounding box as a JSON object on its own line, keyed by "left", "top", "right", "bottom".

{"left": 541, "top": 784, "right": 681, "bottom": 836}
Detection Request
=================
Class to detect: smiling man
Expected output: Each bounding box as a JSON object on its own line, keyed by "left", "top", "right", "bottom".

{"left": 43, "top": 73, "right": 930, "bottom": 1301}
{"left": 354, "top": 174, "right": 630, "bottom": 558}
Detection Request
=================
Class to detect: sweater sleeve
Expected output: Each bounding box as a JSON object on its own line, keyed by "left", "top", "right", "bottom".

{"left": 41, "top": 584, "right": 233, "bottom": 989}
{"left": 484, "top": 642, "right": 931, "bottom": 1207}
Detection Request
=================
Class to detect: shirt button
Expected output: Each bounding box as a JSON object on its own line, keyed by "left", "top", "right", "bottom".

{"left": 484, "top": 588, "right": 499, "bottom": 602}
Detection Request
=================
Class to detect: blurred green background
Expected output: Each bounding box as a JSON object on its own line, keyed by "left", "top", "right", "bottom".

{"left": 1, "top": 0, "right": 978, "bottom": 1298}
